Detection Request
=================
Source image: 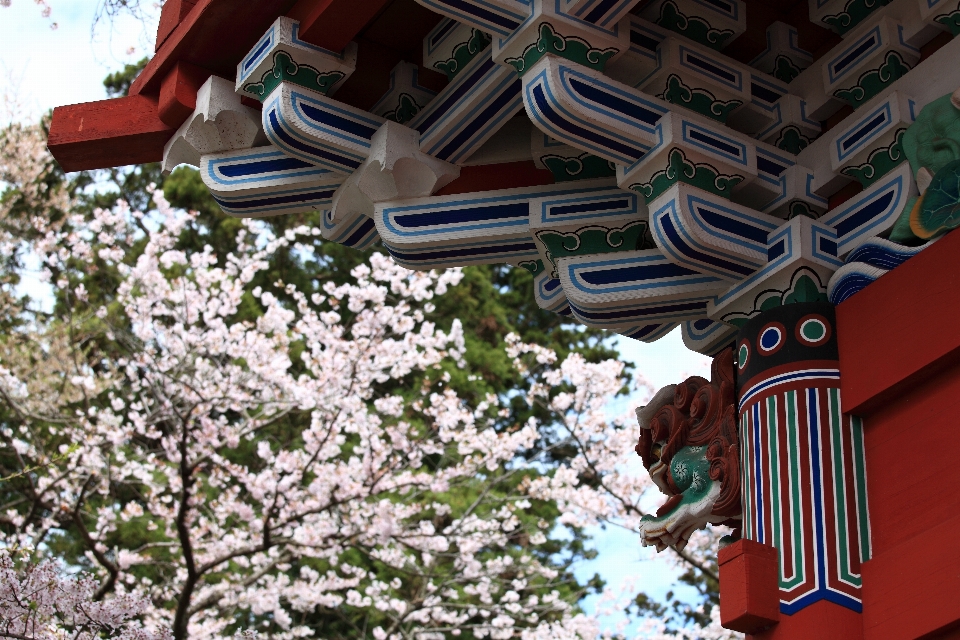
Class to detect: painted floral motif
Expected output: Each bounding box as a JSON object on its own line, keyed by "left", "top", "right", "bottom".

{"left": 505, "top": 23, "right": 618, "bottom": 75}
{"left": 433, "top": 28, "right": 491, "bottom": 80}
{"left": 775, "top": 126, "right": 811, "bottom": 155}
{"left": 243, "top": 51, "right": 345, "bottom": 100}
{"left": 935, "top": 9, "right": 960, "bottom": 36}
{"left": 833, "top": 51, "right": 911, "bottom": 108}
{"left": 536, "top": 221, "right": 654, "bottom": 275}
{"left": 540, "top": 152, "right": 616, "bottom": 182}
{"left": 773, "top": 55, "right": 802, "bottom": 83}
{"left": 721, "top": 267, "right": 828, "bottom": 327}
{"left": 655, "top": 0, "right": 734, "bottom": 51}
{"left": 382, "top": 93, "right": 423, "bottom": 124}
{"left": 659, "top": 74, "right": 741, "bottom": 123}
{"left": 822, "top": 0, "right": 893, "bottom": 35}
{"left": 842, "top": 128, "right": 906, "bottom": 187}
{"left": 629, "top": 148, "right": 744, "bottom": 202}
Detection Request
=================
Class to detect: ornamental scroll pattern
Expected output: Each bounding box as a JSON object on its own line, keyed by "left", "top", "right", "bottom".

{"left": 634, "top": 348, "right": 741, "bottom": 552}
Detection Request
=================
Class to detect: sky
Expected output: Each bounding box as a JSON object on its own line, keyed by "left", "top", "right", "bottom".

{"left": 0, "top": 2, "right": 713, "bottom": 633}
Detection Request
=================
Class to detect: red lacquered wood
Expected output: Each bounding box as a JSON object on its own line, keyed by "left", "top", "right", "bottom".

{"left": 156, "top": 0, "right": 198, "bottom": 51}
{"left": 434, "top": 161, "right": 555, "bottom": 197}
{"left": 748, "top": 600, "right": 863, "bottom": 640}
{"left": 158, "top": 61, "right": 209, "bottom": 129}
{"left": 857, "top": 360, "right": 960, "bottom": 639}
{"left": 719, "top": 539, "right": 780, "bottom": 634}
{"left": 288, "top": 0, "right": 392, "bottom": 52}
{"left": 862, "top": 513, "right": 960, "bottom": 640}
{"left": 837, "top": 227, "right": 960, "bottom": 414}
{"left": 47, "top": 96, "right": 174, "bottom": 172}
{"left": 129, "top": 0, "right": 298, "bottom": 98}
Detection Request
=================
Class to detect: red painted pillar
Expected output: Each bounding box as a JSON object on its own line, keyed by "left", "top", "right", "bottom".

{"left": 731, "top": 302, "right": 868, "bottom": 639}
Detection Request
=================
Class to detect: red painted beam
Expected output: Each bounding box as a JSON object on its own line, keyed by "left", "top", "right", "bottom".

{"left": 158, "top": 61, "right": 209, "bottom": 128}
{"left": 434, "top": 161, "right": 555, "bottom": 196}
{"left": 47, "top": 95, "right": 174, "bottom": 172}
{"left": 288, "top": 0, "right": 393, "bottom": 52}
{"left": 129, "top": 0, "right": 298, "bottom": 98}
{"left": 155, "top": 0, "right": 198, "bottom": 51}
{"left": 837, "top": 227, "right": 960, "bottom": 415}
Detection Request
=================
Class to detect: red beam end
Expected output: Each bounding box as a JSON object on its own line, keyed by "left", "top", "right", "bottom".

{"left": 719, "top": 538, "right": 780, "bottom": 634}
{"left": 48, "top": 96, "right": 175, "bottom": 173}
{"left": 159, "top": 62, "right": 210, "bottom": 129}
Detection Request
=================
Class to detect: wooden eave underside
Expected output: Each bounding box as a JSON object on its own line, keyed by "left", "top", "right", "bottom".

{"left": 47, "top": 0, "right": 843, "bottom": 173}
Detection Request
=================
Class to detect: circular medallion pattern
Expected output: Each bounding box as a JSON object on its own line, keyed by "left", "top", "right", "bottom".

{"left": 737, "top": 341, "right": 750, "bottom": 370}
{"left": 758, "top": 322, "right": 786, "bottom": 355}
{"left": 796, "top": 314, "right": 831, "bottom": 346}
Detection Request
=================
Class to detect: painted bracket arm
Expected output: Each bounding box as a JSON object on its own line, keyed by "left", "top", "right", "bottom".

{"left": 409, "top": 47, "right": 524, "bottom": 165}
{"left": 555, "top": 248, "right": 727, "bottom": 328}
{"left": 650, "top": 182, "right": 782, "bottom": 281}
{"left": 200, "top": 144, "right": 342, "bottom": 217}
{"left": 374, "top": 178, "right": 616, "bottom": 269}
{"left": 819, "top": 162, "right": 916, "bottom": 258}
{"left": 414, "top": 0, "right": 530, "bottom": 38}
{"left": 522, "top": 54, "right": 668, "bottom": 167}
{"left": 707, "top": 215, "right": 844, "bottom": 326}
{"left": 262, "top": 82, "right": 386, "bottom": 174}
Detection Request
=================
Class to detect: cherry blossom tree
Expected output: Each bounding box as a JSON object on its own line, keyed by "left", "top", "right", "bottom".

{"left": 0, "top": 116, "right": 739, "bottom": 639}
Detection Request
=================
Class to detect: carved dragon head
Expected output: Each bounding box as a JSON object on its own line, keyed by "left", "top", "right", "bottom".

{"left": 633, "top": 348, "right": 741, "bottom": 552}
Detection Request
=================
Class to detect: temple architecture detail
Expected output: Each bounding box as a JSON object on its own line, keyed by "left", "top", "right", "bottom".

{"left": 46, "top": 0, "right": 960, "bottom": 637}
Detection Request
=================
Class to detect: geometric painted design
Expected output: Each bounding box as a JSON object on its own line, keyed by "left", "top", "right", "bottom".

{"left": 739, "top": 387, "right": 869, "bottom": 613}
{"left": 200, "top": 146, "right": 342, "bottom": 217}
{"left": 737, "top": 303, "right": 870, "bottom": 615}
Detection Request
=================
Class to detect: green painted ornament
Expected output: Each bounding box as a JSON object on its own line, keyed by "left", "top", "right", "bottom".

{"left": 541, "top": 153, "right": 616, "bottom": 182}
{"left": 659, "top": 74, "right": 741, "bottom": 124}
{"left": 243, "top": 51, "right": 345, "bottom": 101}
{"left": 833, "top": 51, "right": 910, "bottom": 108}
{"left": 772, "top": 55, "right": 801, "bottom": 83}
{"left": 822, "top": 0, "right": 894, "bottom": 35}
{"left": 382, "top": 94, "right": 423, "bottom": 124}
{"left": 630, "top": 148, "right": 744, "bottom": 202}
{"left": 655, "top": 0, "right": 733, "bottom": 50}
{"left": 433, "top": 29, "right": 491, "bottom": 80}
{"left": 775, "top": 126, "right": 811, "bottom": 155}
{"left": 505, "top": 23, "right": 618, "bottom": 75}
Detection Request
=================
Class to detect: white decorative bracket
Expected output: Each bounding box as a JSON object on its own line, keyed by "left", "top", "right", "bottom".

{"left": 162, "top": 75, "right": 266, "bottom": 173}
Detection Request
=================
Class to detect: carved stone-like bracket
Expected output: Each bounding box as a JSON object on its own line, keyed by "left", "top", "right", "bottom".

{"left": 162, "top": 76, "right": 265, "bottom": 173}
{"left": 328, "top": 121, "right": 461, "bottom": 225}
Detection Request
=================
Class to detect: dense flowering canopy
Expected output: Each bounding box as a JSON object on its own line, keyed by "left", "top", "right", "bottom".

{"left": 0, "top": 119, "right": 738, "bottom": 640}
